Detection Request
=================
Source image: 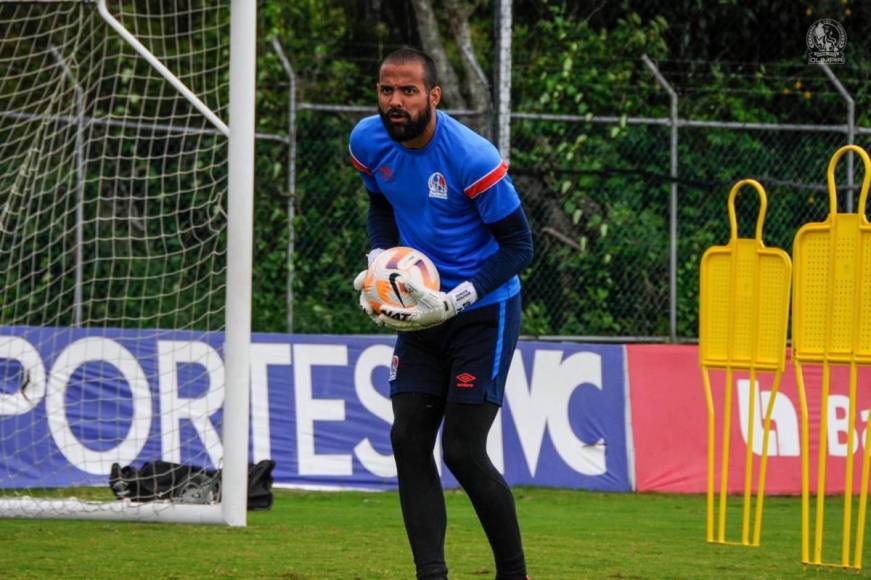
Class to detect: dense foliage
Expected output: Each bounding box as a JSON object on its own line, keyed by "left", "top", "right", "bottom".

{"left": 2, "top": 1, "right": 869, "bottom": 337}
{"left": 251, "top": 1, "right": 870, "bottom": 338}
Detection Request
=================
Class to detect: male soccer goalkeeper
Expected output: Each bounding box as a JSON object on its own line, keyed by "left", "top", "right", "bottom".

{"left": 349, "top": 47, "right": 533, "bottom": 580}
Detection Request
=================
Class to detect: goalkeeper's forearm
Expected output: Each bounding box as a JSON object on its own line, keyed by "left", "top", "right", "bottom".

{"left": 378, "top": 206, "right": 533, "bottom": 327}
{"left": 468, "top": 206, "right": 534, "bottom": 298}
{"left": 367, "top": 190, "right": 399, "bottom": 250}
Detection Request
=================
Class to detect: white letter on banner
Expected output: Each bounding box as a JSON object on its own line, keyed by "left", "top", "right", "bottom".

{"left": 546, "top": 351, "right": 606, "bottom": 475}
{"left": 487, "top": 408, "right": 505, "bottom": 474}
{"left": 827, "top": 395, "right": 856, "bottom": 457}
{"left": 505, "top": 349, "right": 605, "bottom": 477}
{"left": 504, "top": 353, "right": 548, "bottom": 477}
{"left": 250, "top": 343, "right": 292, "bottom": 462}
{"left": 158, "top": 340, "right": 225, "bottom": 466}
{"left": 46, "top": 337, "right": 152, "bottom": 474}
{"left": 737, "top": 379, "right": 799, "bottom": 457}
{"left": 0, "top": 336, "right": 46, "bottom": 415}
{"left": 293, "top": 344, "right": 351, "bottom": 476}
{"left": 353, "top": 344, "right": 396, "bottom": 478}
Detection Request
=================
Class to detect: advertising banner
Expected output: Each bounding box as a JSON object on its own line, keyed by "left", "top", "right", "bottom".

{"left": 0, "top": 328, "right": 633, "bottom": 492}
{"left": 628, "top": 344, "right": 871, "bottom": 495}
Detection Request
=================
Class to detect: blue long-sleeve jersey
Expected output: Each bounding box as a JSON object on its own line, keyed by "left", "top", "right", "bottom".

{"left": 350, "top": 110, "right": 531, "bottom": 310}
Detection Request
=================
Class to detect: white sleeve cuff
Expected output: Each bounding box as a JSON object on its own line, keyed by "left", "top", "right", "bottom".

{"left": 448, "top": 281, "right": 478, "bottom": 313}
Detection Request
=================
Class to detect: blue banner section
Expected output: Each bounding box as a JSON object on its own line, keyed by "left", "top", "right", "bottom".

{"left": 0, "top": 326, "right": 226, "bottom": 488}
{"left": 0, "top": 328, "right": 631, "bottom": 492}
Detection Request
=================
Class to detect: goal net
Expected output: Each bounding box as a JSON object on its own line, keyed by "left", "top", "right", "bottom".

{"left": 0, "top": 1, "right": 254, "bottom": 524}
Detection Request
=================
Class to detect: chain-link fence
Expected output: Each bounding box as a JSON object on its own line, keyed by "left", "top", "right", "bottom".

{"left": 283, "top": 76, "right": 870, "bottom": 340}
{"left": 5, "top": 37, "right": 865, "bottom": 341}
{"left": 509, "top": 117, "right": 672, "bottom": 339}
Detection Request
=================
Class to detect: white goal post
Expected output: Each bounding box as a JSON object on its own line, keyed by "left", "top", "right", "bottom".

{"left": 0, "top": 0, "right": 255, "bottom": 525}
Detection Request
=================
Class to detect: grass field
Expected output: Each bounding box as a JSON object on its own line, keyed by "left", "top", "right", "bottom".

{"left": 1, "top": 487, "right": 870, "bottom": 578}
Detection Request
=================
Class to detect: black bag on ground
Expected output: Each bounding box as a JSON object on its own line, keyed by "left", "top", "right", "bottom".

{"left": 109, "top": 459, "right": 275, "bottom": 511}
{"left": 246, "top": 458, "right": 276, "bottom": 510}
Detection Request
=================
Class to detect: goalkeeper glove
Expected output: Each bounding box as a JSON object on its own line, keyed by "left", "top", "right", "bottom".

{"left": 379, "top": 279, "right": 477, "bottom": 331}
{"left": 354, "top": 249, "right": 385, "bottom": 325}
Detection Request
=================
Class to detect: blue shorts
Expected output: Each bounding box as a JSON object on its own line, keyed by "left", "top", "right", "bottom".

{"left": 389, "top": 293, "right": 521, "bottom": 405}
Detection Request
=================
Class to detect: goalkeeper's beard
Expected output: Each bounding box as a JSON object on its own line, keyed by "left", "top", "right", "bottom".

{"left": 379, "top": 104, "right": 432, "bottom": 143}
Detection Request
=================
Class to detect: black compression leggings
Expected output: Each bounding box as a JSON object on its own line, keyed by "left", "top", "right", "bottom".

{"left": 391, "top": 393, "right": 526, "bottom": 580}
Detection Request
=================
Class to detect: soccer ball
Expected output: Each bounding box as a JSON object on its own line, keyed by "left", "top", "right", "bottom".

{"left": 363, "top": 247, "right": 440, "bottom": 314}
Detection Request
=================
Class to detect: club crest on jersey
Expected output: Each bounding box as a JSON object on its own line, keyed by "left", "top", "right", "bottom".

{"left": 427, "top": 172, "right": 448, "bottom": 199}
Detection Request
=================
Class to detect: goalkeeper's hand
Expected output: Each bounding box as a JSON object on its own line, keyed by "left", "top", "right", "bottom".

{"left": 379, "top": 279, "right": 477, "bottom": 331}
{"left": 353, "top": 249, "right": 385, "bottom": 325}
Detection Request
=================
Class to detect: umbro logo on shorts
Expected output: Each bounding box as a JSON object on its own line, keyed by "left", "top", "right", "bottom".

{"left": 455, "top": 372, "right": 476, "bottom": 388}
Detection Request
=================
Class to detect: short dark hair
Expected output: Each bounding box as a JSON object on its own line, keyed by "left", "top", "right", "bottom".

{"left": 381, "top": 47, "right": 439, "bottom": 91}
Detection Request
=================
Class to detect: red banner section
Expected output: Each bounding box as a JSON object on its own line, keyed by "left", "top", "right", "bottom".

{"left": 627, "top": 344, "right": 871, "bottom": 494}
